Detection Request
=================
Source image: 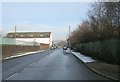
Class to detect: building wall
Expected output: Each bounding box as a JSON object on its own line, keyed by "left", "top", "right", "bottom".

{"left": 40, "top": 44, "right": 49, "bottom": 50}
{"left": 16, "top": 38, "right": 50, "bottom": 44}
{"left": 15, "top": 32, "right": 53, "bottom": 47}
{"left": 50, "top": 32, "right": 52, "bottom": 46}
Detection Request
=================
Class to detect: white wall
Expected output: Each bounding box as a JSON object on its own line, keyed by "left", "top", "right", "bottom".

{"left": 50, "top": 32, "right": 52, "bottom": 46}
{"left": 16, "top": 38, "right": 50, "bottom": 44}
{"left": 15, "top": 33, "right": 52, "bottom": 46}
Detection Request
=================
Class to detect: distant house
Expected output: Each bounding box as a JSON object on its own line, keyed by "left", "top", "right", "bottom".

{"left": 6, "top": 32, "right": 52, "bottom": 49}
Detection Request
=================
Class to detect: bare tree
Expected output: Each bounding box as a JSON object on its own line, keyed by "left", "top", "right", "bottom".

{"left": 70, "top": 2, "right": 120, "bottom": 47}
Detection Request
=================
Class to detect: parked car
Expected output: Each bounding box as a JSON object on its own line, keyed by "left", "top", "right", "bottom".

{"left": 63, "top": 47, "right": 67, "bottom": 50}
{"left": 50, "top": 46, "right": 54, "bottom": 50}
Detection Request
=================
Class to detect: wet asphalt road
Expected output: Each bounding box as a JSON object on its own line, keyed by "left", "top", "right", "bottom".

{"left": 2, "top": 49, "right": 109, "bottom": 80}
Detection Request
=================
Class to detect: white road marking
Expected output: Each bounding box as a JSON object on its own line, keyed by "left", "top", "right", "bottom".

{"left": 4, "top": 50, "right": 45, "bottom": 60}
{"left": 5, "top": 73, "right": 18, "bottom": 80}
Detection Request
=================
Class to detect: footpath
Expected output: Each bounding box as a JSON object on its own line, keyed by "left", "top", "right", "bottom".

{"left": 3, "top": 50, "right": 45, "bottom": 60}
{"left": 71, "top": 51, "right": 119, "bottom": 81}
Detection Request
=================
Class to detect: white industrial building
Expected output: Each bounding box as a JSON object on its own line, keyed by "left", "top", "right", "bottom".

{"left": 6, "top": 32, "right": 52, "bottom": 49}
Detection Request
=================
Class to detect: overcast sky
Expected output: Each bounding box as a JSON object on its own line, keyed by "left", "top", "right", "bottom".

{"left": 2, "top": 2, "right": 91, "bottom": 40}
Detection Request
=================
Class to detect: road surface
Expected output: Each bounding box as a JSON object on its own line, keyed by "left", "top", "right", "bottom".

{"left": 2, "top": 49, "right": 109, "bottom": 80}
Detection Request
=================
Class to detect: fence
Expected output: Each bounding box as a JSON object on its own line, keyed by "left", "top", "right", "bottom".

{"left": 73, "top": 39, "right": 119, "bottom": 64}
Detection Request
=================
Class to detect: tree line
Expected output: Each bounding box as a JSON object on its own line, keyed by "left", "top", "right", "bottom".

{"left": 69, "top": 2, "right": 120, "bottom": 46}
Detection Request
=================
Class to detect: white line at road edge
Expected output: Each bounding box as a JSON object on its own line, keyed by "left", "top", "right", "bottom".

{"left": 4, "top": 50, "right": 45, "bottom": 60}
{"left": 5, "top": 73, "right": 18, "bottom": 80}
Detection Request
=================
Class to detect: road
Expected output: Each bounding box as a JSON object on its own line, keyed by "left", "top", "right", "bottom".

{"left": 2, "top": 49, "right": 109, "bottom": 80}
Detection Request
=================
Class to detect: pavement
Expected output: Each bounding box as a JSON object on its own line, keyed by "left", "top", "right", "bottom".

{"left": 71, "top": 50, "right": 119, "bottom": 81}
{"left": 3, "top": 50, "right": 45, "bottom": 60}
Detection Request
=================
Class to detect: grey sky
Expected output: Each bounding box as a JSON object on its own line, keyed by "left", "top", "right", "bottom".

{"left": 2, "top": 2, "right": 91, "bottom": 40}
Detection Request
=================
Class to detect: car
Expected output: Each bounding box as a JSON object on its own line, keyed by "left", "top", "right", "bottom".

{"left": 63, "top": 47, "right": 67, "bottom": 50}
{"left": 50, "top": 46, "right": 54, "bottom": 50}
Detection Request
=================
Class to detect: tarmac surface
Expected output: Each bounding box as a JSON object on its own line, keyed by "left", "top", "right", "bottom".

{"left": 2, "top": 49, "right": 110, "bottom": 80}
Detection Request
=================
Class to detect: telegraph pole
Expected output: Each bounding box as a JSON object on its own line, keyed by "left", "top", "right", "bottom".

{"left": 69, "top": 26, "right": 70, "bottom": 48}
{"left": 69, "top": 26, "right": 70, "bottom": 37}
{"left": 15, "top": 26, "right": 16, "bottom": 44}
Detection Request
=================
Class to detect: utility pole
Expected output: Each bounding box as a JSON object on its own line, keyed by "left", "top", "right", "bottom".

{"left": 15, "top": 26, "right": 16, "bottom": 44}
{"left": 69, "top": 26, "right": 70, "bottom": 37}
{"left": 69, "top": 26, "right": 70, "bottom": 48}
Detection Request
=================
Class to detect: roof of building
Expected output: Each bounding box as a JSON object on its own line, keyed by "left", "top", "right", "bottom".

{"left": 6, "top": 32, "right": 51, "bottom": 38}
